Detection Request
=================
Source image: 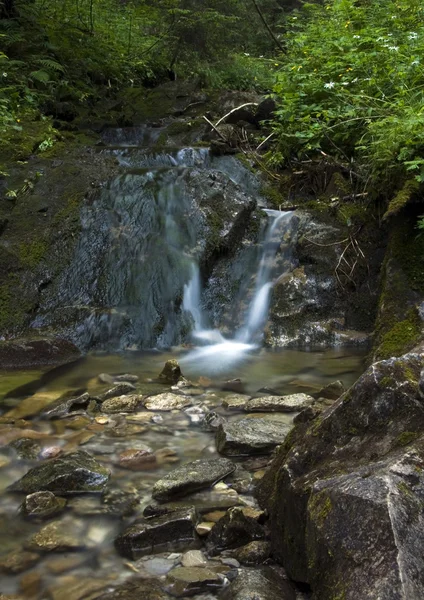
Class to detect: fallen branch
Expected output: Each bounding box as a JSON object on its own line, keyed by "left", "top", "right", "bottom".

{"left": 256, "top": 132, "right": 275, "bottom": 151}
{"left": 214, "top": 103, "right": 258, "bottom": 128}
{"left": 202, "top": 115, "right": 227, "bottom": 142}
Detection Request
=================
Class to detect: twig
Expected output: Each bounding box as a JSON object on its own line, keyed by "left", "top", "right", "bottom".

{"left": 214, "top": 103, "right": 258, "bottom": 128}
{"left": 202, "top": 116, "right": 227, "bottom": 142}
{"left": 256, "top": 132, "right": 275, "bottom": 151}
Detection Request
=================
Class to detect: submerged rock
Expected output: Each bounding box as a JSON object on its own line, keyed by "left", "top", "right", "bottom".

{"left": 92, "top": 578, "right": 168, "bottom": 600}
{"left": 216, "top": 418, "right": 291, "bottom": 456}
{"left": 159, "top": 359, "right": 183, "bottom": 384}
{"left": 166, "top": 566, "right": 225, "bottom": 597}
{"left": 8, "top": 438, "right": 41, "bottom": 459}
{"left": 115, "top": 508, "right": 199, "bottom": 559}
{"left": 117, "top": 448, "right": 157, "bottom": 471}
{"left": 144, "top": 393, "right": 192, "bottom": 411}
{"left": 113, "top": 374, "right": 139, "bottom": 383}
{"left": 0, "top": 550, "right": 40, "bottom": 574}
{"left": 9, "top": 451, "right": 110, "bottom": 495}
{"left": 152, "top": 458, "right": 236, "bottom": 502}
{"left": 25, "top": 520, "right": 85, "bottom": 552}
{"left": 98, "top": 383, "right": 136, "bottom": 401}
{"left": 20, "top": 491, "right": 66, "bottom": 520}
{"left": 40, "top": 393, "right": 95, "bottom": 419}
{"left": 219, "top": 567, "right": 295, "bottom": 600}
{"left": 314, "top": 379, "right": 346, "bottom": 400}
{"left": 221, "top": 394, "right": 251, "bottom": 410}
{"left": 245, "top": 393, "right": 314, "bottom": 412}
{"left": 101, "top": 394, "right": 142, "bottom": 413}
{"left": 206, "top": 507, "right": 265, "bottom": 556}
{"left": 258, "top": 352, "right": 424, "bottom": 599}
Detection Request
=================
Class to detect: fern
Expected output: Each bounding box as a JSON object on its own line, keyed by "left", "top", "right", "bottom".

{"left": 29, "top": 69, "right": 50, "bottom": 83}
{"left": 36, "top": 58, "right": 64, "bottom": 73}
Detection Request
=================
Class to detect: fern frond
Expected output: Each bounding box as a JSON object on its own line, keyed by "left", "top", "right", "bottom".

{"left": 36, "top": 58, "right": 64, "bottom": 73}
{"left": 29, "top": 70, "right": 50, "bottom": 83}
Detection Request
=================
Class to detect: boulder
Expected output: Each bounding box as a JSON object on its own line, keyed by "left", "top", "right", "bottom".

{"left": 219, "top": 566, "right": 295, "bottom": 600}
{"left": 145, "top": 393, "right": 192, "bottom": 411}
{"left": 114, "top": 508, "right": 199, "bottom": 559}
{"left": 216, "top": 417, "right": 291, "bottom": 456}
{"left": 257, "top": 353, "right": 424, "bottom": 599}
{"left": 152, "top": 458, "right": 236, "bottom": 502}
{"left": 245, "top": 393, "right": 314, "bottom": 412}
{"left": 159, "top": 359, "right": 182, "bottom": 384}
{"left": 9, "top": 451, "right": 110, "bottom": 495}
{"left": 0, "top": 338, "right": 81, "bottom": 369}
{"left": 206, "top": 507, "right": 265, "bottom": 556}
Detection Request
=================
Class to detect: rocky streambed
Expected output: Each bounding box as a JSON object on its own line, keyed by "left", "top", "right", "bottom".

{"left": 0, "top": 348, "right": 365, "bottom": 599}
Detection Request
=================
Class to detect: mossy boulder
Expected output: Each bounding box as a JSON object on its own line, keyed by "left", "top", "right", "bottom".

{"left": 257, "top": 352, "right": 424, "bottom": 600}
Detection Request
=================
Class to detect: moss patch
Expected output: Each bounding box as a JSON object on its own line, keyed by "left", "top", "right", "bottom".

{"left": 375, "top": 308, "right": 421, "bottom": 360}
{"left": 383, "top": 178, "right": 420, "bottom": 220}
{"left": 395, "top": 431, "right": 420, "bottom": 447}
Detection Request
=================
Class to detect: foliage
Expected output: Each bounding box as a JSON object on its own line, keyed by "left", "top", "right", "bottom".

{"left": 269, "top": 0, "right": 424, "bottom": 198}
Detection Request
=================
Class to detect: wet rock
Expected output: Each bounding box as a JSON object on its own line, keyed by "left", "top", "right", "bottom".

{"left": 219, "top": 567, "right": 295, "bottom": 600}
{"left": 216, "top": 418, "right": 291, "bottom": 456}
{"left": 196, "top": 522, "right": 214, "bottom": 536}
{"left": 98, "top": 373, "right": 114, "bottom": 384}
{"left": 40, "top": 393, "right": 96, "bottom": 419}
{"left": 258, "top": 352, "right": 424, "bottom": 599}
{"left": 8, "top": 438, "right": 41, "bottom": 459}
{"left": 101, "top": 488, "right": 139, "bottom": 517}
{"left": 201, "top": 410, "right": 225, "bottom": 431}
{"left": 166, "top": 566, "right": 225, "bottom": 597}
{"left": 0, "top": 550, "right": 40, "bottom": 574}
{"left": 222, "top": 394, "right": 251, "bottom": 410}
{"left": 206, "top": 507, "right": 265, "bottom": 555}
{"left": 117, "top": 448, "right": 157, "bottom": 470}
{"left": 48, "top": 576, "right": 112, "bottom": 600}
{"left": 92, "top": 578, "right": 168, "bottom": 600}
{"left": 230, "top": 541, "right": 271, "bottom": 565}
{"left": 184, "top": 405, "right": 206, "bottom": 424}
{"left": 159, "top": 359, "right": 183, "bottom": 384}
{"left": 98, "top": 383, "right": 136, "bottom": 401}
{"left": 222, "top": 379, "right": 245, "bottom": 393}
{"left": 181, "top": 550, "right": 208, "bottom": 568}
{"left": 20, "top": 491, "right": 66, "bottom": 520}
{"left": 20, "top": 571, "right": 41, "bottom": 598}
{"left": 0, "top": 338, "right": 81, "bottom": 369}
{"left": 101, "top": 394, "right": 142, "bottom": 413}
{"left": 9, "top": 451, "right": 110, "bottom": 495}
{"left": 113, "top": 374, "right": 139, "bottom": 383}
{"left": 144, "top": 393, "right": 192, "bottom": 411}
{"left": 115, "top": 508, "right": 199, "bottom": 559}
{"left": 25, "top": 520, "right": 85, "bottom": 552}
{"left": 255, "top": 98, "right": 277, "bottom": 124}
{"left": 45, "top": 554, "right": 89, "bottom": 575}
{"left": 313, "top": 379, "right": 346, "bottom": 400}
{"left": 152, "top": 458, "right": 236, "bottom": 502}
{"left": 245, "top": 393, "right": 314, "bottom": 413}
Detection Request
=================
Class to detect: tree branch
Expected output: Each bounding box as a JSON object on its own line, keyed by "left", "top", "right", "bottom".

{"left": 251, "top": 0, "right": 286, "bottom": 53}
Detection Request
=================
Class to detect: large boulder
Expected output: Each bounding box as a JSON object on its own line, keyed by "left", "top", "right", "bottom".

{"left": 257, "top": 353, "right": 424, "bottom": 600}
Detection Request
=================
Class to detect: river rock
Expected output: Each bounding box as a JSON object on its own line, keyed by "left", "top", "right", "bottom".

{"left": 257, "top": 352, "right": 424, "bottom": 599}
{"left": 159, "top": 359, "right": 183, "bottom": 384}
{"left": 8, "top": 438, "right": 41, "bottom": 459}
{"left": 206, "top": 507, "right": 265, "bottom": 556}
{"left": 101, "top": 394, "right": 142, "bottom": 413}
{"left": 219, "top": 567, "right": 295, "bottom": 600}
{"left": 117, "top": 448, "right": 157, "bottom": 470}
{"left": 40, "top": 393, "right": 97, "bottom": 419}
{"left": 144, "top": 393, "right": 192, "bottom": 411}
{"left": 0, "top": 550, "right": 40, "bottom": 574}
{"left": 152, "top": 458, "right": 236, "bottom": 502}
{"left": 114, "top": 508, "right": 199, "bottom": 559}
{"left": 245, "top": 394, "right": 314, "bottom": 412}
{"left": 25, "top": 520, "right": 85, "bottom": 552}
{"left": 98, "top": 383, "right": 136, "bottom": 401}
{"left": 166, "top": 566, "right": 225, "bottom": 597}
{"left": 101, "top": 488, "right": 139, "bottom": 517}
{"left": 216, "top": 418, "right": 291, "bottom": 456}
{"left": 314, "top": 380, "right": 346, "bottom": 400}
{"left": 181, "top": 550, "right": 208, "bottom": 567}
{"left": 20, "top": 491, "right": 66, "bottom": 520}
{"left": 201, "top": 410, "right": 226, "bottom": 431}
{"left": 229, "top": 541, "right": 271, "bottom": 565}
{"left": 222, "top": 394, "right": 251, "bottom": 410}
{"left": 92, "top": 578, "right": 168, "bottom": 600}
{"left": 113, "top": 374, "right": 139, "bottom": 383}
{"left": 9, "top": 451, "right": 110, "bottom": 495}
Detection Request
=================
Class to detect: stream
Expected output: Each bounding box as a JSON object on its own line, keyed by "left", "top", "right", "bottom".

{"left": 0, "top": 126, "right": 367, "bottom": 599}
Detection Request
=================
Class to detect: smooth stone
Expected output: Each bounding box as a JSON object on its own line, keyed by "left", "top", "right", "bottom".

{"left": 117, "top": 449, "right": 157, "bottom": 471}
{"left": 45, "top": 554, "right": 89, "bottom": 575}
{"left": 7, "top": 438, "right": 41, "bottom": 460}
{"left": 219, "top": 567, "right": 296, "bottom": 600}
{"left": 20, "top": 571, "right": 42, "bottom": 598}
{"left": 20, "top": 491, "right": 66, "bottom": 520}
{"left": 98, "top": 383, "right": 136, "bottom": 401}
{"left": 113, "top": 374, "right": 139, "bottom": 383}
{"left": 207, "top": 507, "right": 265, "bottom": 556}
{"left": 25, "top": 520, "right": 85, "bottom": 552}
{"left": 222, "top": 394, "right": 251, "bottom": 410}
{"left": 91, "top": 578, "right": 168, "bottom": 600}
{"left": 245, "top": 393, "right": 314, "bottom": 412}
{"left": 0, "top": 550, "right": 40, "bottom": 574}
{"left": 196, "top": 522, "right": 215, "bottom": 536}
{"left": 144, "top": 393, "right": 192, "bottom": 411}
{"left": 9, "top": 451, "right": 110, "bottom": 495}
{"left": 159, "top": 359, "right": 183, "bottom": 384}
{"left": 152, "top": 458, "right": 236, "bottom": 502}
{"left": 230, "top": 541, "right": 271, "bottom": 565}
{"left": 114, "top": 508, "right": 199, "bottom": 559}
{"left": 166, "top": 566, "right": 224, "bottom": 597}
{"left": 101, "top": 394, "right": 142, "bottom": 413}
{"left": 181, "top": 550, "right": 208, "bottom": 568}
{"left": 216, "top": 418, "right": 291, "bottom": 456}
{"left": 143, "top": 557, "right": 175, "bottom": 576}
{"left": 40, "top": 393, "right": 95, "bottom": 420}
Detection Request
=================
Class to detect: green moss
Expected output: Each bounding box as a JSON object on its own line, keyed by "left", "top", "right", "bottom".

{"left": 18, "top": 240, "right": 49, "bottom": 268}
{"left": 0, "top": 274, "right": 31, "bottom": 332}
{"left": 384, "top": 178, "right": 419, "bottom": 220}
{"left": 376, "top": 308, "right": 421, "bottom": 360}
{"left": 309, "top": 492, "right": 333, "bottom": 528}
{"left": 397, "top": 481, "right": 413, "bottom": 497}
{"left": 395, "top": 431, "right": 420, "bottom": 447}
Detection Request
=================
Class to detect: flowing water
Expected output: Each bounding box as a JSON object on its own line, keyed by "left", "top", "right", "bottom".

{"left": 0, "top": 125, "right": 368, "bottom": 598}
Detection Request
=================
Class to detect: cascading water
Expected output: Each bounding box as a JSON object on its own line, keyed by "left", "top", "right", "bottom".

{"left": 33, "top": 124, "right": 296, "bottom": 365}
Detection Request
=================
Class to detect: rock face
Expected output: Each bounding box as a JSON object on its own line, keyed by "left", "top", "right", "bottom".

{"left": 0, "top": 338, "right": 81, "bottom": 369}
{"left": 257, "top": 353, "right": 424, "bottom": 600}
{"left": 115, "top": 508, "right": 198, "bottom": 559}
{"left": 9, "top": 451, "right": 110, "bottom": 495}
{"left": 219, "top": 567, "right": 296, "bottom": 600}
{"left": 245, "top": 394, "right": 314, "bottom": 412}
{"left": 216, "top": 418, "right": 291, "bottom": 456}
{"left": 152, "top": 458, "right": 235, "bottom": 502}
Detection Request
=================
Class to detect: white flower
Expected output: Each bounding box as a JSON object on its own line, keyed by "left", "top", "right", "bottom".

{"left": 388, "top": 46, "right": 399, "bottom": 51}
{"left": 324, "top": 81, "right": 335, "bottom": 89}
{"left": 341, "top": 81, "right": 349, "bottom": 85}
{"left": 376, "top": 37, "right": 385, "bottom": 42}
{"left": 2, "top": 72, "right": 7, "bottom": 77}
{"left": 409, "top": 32, "right": 418, "bottom": 39}
{"left": 352, "top": 77, "right": 359, "bottom": 82}
{"left": 353, "top": 35, "right": 361, "bottom": 39}
{"left": 244, "top": 53, "right": 250, "bottom": 56}
{"left": 411, "top": 59, "right": 420, "bottom": 66}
